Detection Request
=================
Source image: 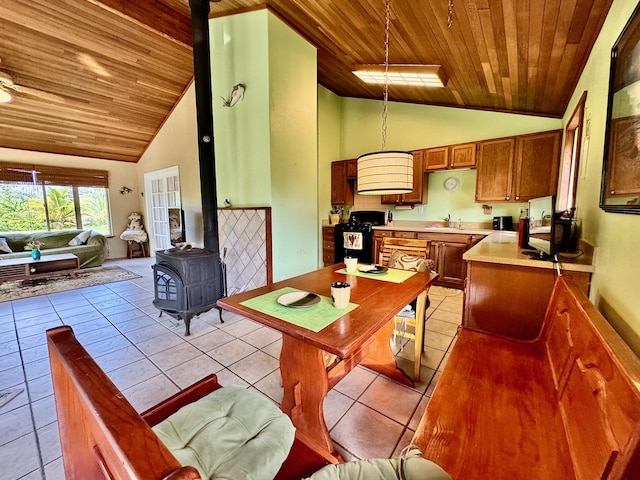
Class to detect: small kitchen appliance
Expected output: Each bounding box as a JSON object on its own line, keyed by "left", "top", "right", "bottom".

{"left": 493, "top": 216, "right": 514, "bottom": 231}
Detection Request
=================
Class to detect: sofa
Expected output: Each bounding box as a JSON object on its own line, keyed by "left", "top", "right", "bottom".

{"left": 0, "top": 230, "right": 106, "bottom": 268}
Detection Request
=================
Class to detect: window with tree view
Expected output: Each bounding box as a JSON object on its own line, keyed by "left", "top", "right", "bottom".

{"left": 0, "top": 163, "right": 111, "bottom": 235}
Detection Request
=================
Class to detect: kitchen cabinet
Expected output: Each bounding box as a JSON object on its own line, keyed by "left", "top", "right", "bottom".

{"left": 464, "top": 242, "right": 592, "bottom": 340}
{"left": 322, "top": 226, "right": 335, "bottom": 266}
{"left": 346, "top": 159, "right": 357, "bottom": 179}
{"left": 425, "top": 143, "right": 476, "bottom": 171}
{"left": 331, "top": 161, "right": 354, "bottom": 205}
{"left": 381, "top": 151, "right": 426, "bottom": 205}
{"left": 475, "top": 130, "right": 561, "bottom": 203}
{"left": 513, "top": 130, "right": 561, "bottom": 201}
{"left": 417, "top": 232, "right": 485, "bottom": 288}
{"left": 424, "top": 147, "right": 448, "bottom": 170}
{"left": 450, "top": 143, "right": 477, "bottom": 168}
{"left": 434, "top": 240, "right": 468, "bottom": 287}
{"left": 475, "top": 138, "right": 516, "bottom": 202}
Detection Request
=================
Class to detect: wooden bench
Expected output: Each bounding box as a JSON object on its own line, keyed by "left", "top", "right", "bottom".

{"left": 412, "top": 276, "right": 640, "bottom": 479}
{"left": 47, "top": 326, "right": 336, "bottom": 480}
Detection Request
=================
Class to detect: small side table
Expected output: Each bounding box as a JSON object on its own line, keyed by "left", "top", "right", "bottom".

{"left": 126, "top": 241, "right": 148, "bottom": 259}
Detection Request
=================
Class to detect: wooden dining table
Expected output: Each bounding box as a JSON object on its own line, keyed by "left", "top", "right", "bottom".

{"left": 217, "top": 263, "right": 438, "bottom": 459}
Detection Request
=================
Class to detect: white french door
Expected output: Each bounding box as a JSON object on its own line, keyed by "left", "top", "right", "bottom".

{"left": 144, "top": 166, "right": 181, "bottom": 253}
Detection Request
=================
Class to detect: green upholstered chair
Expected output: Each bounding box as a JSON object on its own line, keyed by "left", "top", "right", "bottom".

{"left": 304, "top": 446, "right": 451, "bottom": 480}
{"left": 152, "top": 387, "right": 295, "bottom": 480}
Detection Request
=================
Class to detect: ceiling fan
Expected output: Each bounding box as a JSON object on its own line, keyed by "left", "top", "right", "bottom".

{"left": 0, "top": 59, "right": 64, "bottom": 104}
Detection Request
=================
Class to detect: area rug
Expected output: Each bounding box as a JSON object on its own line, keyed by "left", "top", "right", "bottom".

{"left": 0, "top": 265, "right": 142, "bottom": 302}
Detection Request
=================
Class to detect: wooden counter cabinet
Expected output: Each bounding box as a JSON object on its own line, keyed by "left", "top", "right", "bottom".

{"left": 417, "top": 232, "right": 484, "bottom": 289}
{"left": 322, "top": 226, "right": 335, "bottom": 266}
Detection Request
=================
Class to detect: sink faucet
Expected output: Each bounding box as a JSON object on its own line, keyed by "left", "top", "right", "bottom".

{"left": 445, "top": 214, "right": 453, "bottom": 228}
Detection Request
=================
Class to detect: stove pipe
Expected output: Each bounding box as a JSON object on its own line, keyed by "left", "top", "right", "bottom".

{"left": 188, "top": 0, "right": 219, "bottom": 252}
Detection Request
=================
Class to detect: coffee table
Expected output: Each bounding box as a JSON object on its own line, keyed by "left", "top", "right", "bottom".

{"left": 0, "top": 253, "right": 80, "bottom": 285}
{"left": 218, "top": 263, "right": 438, "bottom": 459}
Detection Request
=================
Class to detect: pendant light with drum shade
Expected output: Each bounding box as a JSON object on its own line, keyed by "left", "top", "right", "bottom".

{"left": 357, "top": 0, "right": 413, "bottom": 196}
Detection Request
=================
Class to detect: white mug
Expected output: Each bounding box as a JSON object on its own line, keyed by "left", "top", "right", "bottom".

{"left": 331, "top": 282, "right": 351, "bottom": 309}
{"left": 344, "top": 256, "right": 357, "bottom": 273}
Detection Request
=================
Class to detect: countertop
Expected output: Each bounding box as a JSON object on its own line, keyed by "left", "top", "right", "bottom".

{"left": 322, "top": 219, "right": 495, "bottom": 236}
{"left": 373, "top": 225, "right": 494, "bottom": 235}
{"left": 463, "top": 232, "right": 596, "bottom": 273}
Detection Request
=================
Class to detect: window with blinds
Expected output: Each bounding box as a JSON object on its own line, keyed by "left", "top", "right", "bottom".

{"left": 0, "top": 162, "right": 111, "bottom": 235}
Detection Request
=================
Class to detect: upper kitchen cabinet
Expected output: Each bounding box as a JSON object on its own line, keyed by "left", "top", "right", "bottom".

{"left": 513, "top": 130, "right": 562, "bottom": 201}
{"left": 476, "top": 138, "right": 516, "bottom": 202}
{"left": 450, "top": 143, "right": 477, "bottom": 169}
{"left": 425, "top": 143, "right": 477, "bottom": 171}
{"left": 345, "top": 159, "right": 357, "bottom": 179}
{"left": 424, "top": 147, "right": 448, "bottom": 170}
{"left": 381, "top": 150, "right": 426, "bottom": 205}
{"left": 331, "top": 160, "right": 354, "bottom": 205}
{"left": 475, "top": 130, "right": 561, "bottom": 202}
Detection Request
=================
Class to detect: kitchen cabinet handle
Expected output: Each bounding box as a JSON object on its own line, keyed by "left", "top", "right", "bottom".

{"left": 506, "top": 196, "right": 510, "bottom": 200}
{"left": 515, "top": 196, "right": 520, "bottom": 200}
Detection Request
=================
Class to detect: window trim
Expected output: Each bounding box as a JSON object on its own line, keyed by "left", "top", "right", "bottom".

{"left": 558, "top": 91, "right": 587, "bottom": 213}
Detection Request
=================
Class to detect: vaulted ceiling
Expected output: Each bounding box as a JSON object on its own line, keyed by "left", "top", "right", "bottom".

{"left": 0, "top": 0, "right": 613, "bottom": 163}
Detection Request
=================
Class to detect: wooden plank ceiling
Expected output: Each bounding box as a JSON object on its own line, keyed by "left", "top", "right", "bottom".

{"left": 0, "top": 0, "right": 613, "bottom": 163}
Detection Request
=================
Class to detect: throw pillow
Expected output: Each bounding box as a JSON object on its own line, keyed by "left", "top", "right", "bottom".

{"left": 68, "top": 230, "right": 92, "bottom": 246}
{"left": 388, "top": 249, "right": 433, "bottom": 272}
{"left": 0, "top": 237, "right": 12, "bottom": 254}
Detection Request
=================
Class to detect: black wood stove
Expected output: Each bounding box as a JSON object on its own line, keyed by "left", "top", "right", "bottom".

{"left": 152, "top": 0, "right": 226, "bottom": 336}
{"left": 153, "top": 248, "right": 224, "bottom": 335}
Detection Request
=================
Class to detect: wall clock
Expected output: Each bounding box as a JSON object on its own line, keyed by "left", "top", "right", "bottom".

{"left": 444, "top": 177, "right": 460, "bottom": 191}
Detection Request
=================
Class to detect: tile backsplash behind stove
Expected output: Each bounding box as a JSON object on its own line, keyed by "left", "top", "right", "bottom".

{"left": 352, "top": 193, "right": 384, "bottom": 211}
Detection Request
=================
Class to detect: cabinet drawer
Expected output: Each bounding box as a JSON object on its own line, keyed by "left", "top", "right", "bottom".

{"left": 373, "top": 230, "right": 393, "bottom": 238}
{"left": 322, "top": 227, "right": 335, "bottom": 240}
{"left": 322, "top": 240, "right": 334, "bottom": 250}
{"left": 322, "top": 250, "right": 335, "bottom": 264}
{"left": 394, "top": 231, "right": 417, "bottom": 239}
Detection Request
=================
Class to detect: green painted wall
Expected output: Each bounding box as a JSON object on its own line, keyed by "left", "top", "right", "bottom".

{"left": 318, "top": 86, "right": 343, "bottom": 263}
{"left": 340, "top": 98, "right": 561, "bottom": 156}
{"left": 209, "top": 11, "right": 318, "bottom": 281}
{"left": 562, "top": 0, "right": 640, "bottom": 355}
{"left": 267, "top": 13, "right": 318, "bottom": 280}
{"left": 211, "top": 11, "right": 271, "bottom": 206}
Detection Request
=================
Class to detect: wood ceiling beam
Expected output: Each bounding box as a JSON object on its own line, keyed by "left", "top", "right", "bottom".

{"left": 86, "top": 0, "right": 193, "bottom": 47}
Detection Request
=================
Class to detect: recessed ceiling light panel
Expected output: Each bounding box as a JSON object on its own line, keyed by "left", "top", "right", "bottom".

{"left": 353, "top": 64, "right": 448, "bottom": 88}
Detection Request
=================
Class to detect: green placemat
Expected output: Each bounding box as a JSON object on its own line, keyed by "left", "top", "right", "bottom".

{"left": 240, "top": 287, "right": 358, "bottom": 333}
{"left": 335, "top": 267, "right": 416, "bottom": 283}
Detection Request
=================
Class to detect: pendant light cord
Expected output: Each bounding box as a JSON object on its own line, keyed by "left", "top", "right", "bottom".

{"left": 382, "top": 0, "right": 390, "bottom": 151}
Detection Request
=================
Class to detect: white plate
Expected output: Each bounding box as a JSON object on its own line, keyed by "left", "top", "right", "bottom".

{"left": 277, "top": 291, "right": 321, "bottom": 308}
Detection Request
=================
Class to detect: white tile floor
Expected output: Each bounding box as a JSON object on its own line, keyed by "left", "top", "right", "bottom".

{"left": 0, "top": 257, "right": 461, "bottom": 479}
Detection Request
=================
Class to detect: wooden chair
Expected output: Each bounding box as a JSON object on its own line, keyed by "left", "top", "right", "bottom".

{"left": 378, "top": 237, "right": 434, "bottom": 381}
{"left": 46, "top": 325, "right": 336, "bottom": 480}
{"left": 378, "top": 238, "right": 432, "bottom": 267}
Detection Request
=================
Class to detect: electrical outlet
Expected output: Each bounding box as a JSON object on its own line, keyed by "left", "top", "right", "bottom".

{"left": 418, "top": 206, "right": 424, "bottom": 214}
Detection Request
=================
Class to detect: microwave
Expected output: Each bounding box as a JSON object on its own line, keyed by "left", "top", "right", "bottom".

{"left": 493, "top": 216, "right": 514, "bottom": 231}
